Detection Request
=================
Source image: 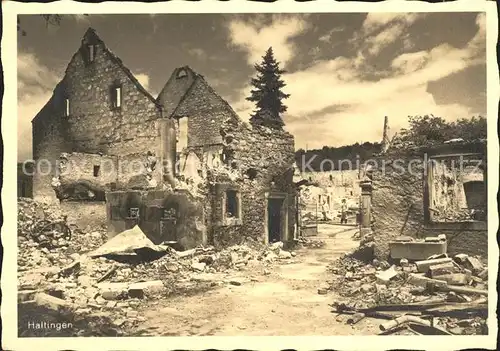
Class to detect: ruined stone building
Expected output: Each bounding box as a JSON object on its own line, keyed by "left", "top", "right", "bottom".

{"left": 31, "top": 27, "right": 296, "bottom": 249}
{"left": 361, "top": 140, "right": 487, "bottom": 259}
{"left": 294, "top": 169, "right": 361, "bottom": 222}
{"left": 17, "top": 162, "right": 34, "bottom": 198}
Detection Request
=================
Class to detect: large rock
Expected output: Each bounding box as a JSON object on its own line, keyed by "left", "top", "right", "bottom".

{"left": 128, "top": 280, "right": 165, "bottom": 298}
{"left": 33, "top": 292, "right": 74, "bottom": 312}
{"left": 88, "top": 225, "right": 167, "bottom": 258}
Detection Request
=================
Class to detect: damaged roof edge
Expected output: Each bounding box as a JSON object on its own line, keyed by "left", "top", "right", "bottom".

{"left": 33, "top": 27, "right": 162, "bottom": 124}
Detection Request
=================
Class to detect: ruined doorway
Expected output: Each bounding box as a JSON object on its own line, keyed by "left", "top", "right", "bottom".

{"left": 267, "top": 197, "right": 284, "bottom": 243}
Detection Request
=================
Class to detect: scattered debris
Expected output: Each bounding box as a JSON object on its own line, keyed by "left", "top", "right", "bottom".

{"left": 328, "top": 246, "right": 488, "bottom": 335}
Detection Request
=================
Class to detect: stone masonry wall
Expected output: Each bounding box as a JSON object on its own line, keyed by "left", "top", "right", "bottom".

{"left": 32, "top": 86, "right": 73, "bottom": 203}
{"left": 208, "top": 119, "right": 296, "bottom": 248}
{"left": 172, "top": 77, "right": 239, "bottom": 148}
{"left": 32, "top": 29, "right": 163, "bottom": 201}
{"left": 371, "top": 156, "right": 487, "bottom": 259}
{"left": 63, "top": 30, "right": 162, "bottom": 156}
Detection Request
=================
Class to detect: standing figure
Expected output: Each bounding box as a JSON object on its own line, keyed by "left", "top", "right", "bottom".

{"left": 321, "top": 200, "right": 330, "bottom": 221}
{"left": 340, "top": 198, "right": 348, "bottom": 224}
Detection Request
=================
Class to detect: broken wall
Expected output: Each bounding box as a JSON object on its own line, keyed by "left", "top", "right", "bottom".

{"left": 430, "top": 158, "right": 486, "bottom": 222}
{"left": 32, "top": 88, "right": 74, "bottom": 203}
{"left": 371, "top": 152, "right": 487, "bottom": 259}
{"left": 54, "top": 152, "right": 118, "bottom": 201}
{"left": 60, "top": 201, "right": 107, "bottom": 232}
{"left": 296, "top": 170, "right": 360, "bottom": 221}
{"left": 32, "top": 29, "right": 163, "bottom": 202}
{"left": 105, "top": 189, "right": 206, "bottom": 249}
{"left": 208, "top": 119, "right": 296, "bottom": 248}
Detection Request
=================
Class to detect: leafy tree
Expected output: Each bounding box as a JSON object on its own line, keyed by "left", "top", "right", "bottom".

{"left": 397, "top": 114, "right": 486, "bottom": 147}
{"left": 18, "top": 15, "right": 87, "bottom": 36}
{"left": 246, "top": 47, "right": 290, "bottom": 129}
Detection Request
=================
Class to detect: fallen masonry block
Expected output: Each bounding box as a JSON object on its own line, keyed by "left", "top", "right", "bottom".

{"left": 478, "top": 268, "right": 488, "bottom": 280}
{"left": 407, "top": 273, "right": 448, "bottom": 289}
{"left": 278, "top": 250, "right": 292, "bottom": 259}
{"left": 101, "top": 289, "right": 126, "bottom": 301}
{"left": 389, "top": 241, "right": 447, "bottom": 261}
{"left": 18, "top": 290, "right": 37, "bottom": 303}
{"left": 424, "top": 237, "right": 441, "bottom": 243}
{"left": 429, "top": 262, "right": 458, "bottom": 278}
{"left": 229, "top": 277, "right": 246, "bottom": 286}
{"left": 97, "top": 282, "right": 129, "bottom": 300}
{"left": 376, "top": 265, "right": 399, "bottom": 285}
{"left": 416, "top": 258, "right": 452, "bottom": 273}
{"left": 432, "top": 273, "right": 470, "bottom": 286}
{"left": 34, "top": 292, "right": 74, "bottom": 312}
{"left": 426, "top": 253, "right": 448, "bottom": 260}
{"left": 191, "top": 261, "right": 206, "bottom": 272}
{"left": 58, "top": 260, "right": 81, "bottom": 277}
{"left": 128, "top": 280, "right": 165, "bottom": 298}
{"left": 453, "top": 253, "right": 469, "bottom": 263}
{"left": 464, "top": 256, "right": 484, "bottom": 274}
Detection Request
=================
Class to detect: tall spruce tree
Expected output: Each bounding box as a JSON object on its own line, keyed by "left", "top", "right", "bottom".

{"left": 246, "top": 47, "right": 290, "bottom": 129}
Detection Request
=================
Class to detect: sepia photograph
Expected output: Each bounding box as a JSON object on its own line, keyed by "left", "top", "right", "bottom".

{"left": 2, "top": 1, "right": 498, "bottom": 350}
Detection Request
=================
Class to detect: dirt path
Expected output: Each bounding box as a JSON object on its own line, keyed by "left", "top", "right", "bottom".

{"left": 133, "top": 225, "right": 380, "bottom": 336}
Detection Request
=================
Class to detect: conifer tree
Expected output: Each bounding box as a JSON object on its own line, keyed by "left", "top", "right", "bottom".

{"left": 246, "top": 47, "right": 290, "bottom": 129}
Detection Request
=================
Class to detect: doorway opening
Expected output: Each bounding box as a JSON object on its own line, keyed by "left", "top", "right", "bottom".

{"left": 268, "top": 197, "right": 284, "bottom": 243}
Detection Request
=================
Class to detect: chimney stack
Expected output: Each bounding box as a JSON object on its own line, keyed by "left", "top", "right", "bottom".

{"left": 380, "top": 116, "right": 390, "bottom": 153}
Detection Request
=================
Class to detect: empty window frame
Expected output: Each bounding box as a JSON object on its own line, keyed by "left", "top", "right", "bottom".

{"left": 64, "top": 98, "right": 70, "bottom": 117}
{"left": 111, "top": 85, "right": 122, "bottom": 109}
{"left": 93, "top": 165, "right": 100, "bottom": 177}
{"left": 88, "top": 44, "right": 96, "bottom": 62}
{"left": 225, "top": 190, "right": 240, "bottom": 219}
{"left": 426, "top": 154, "right": 486, "bottom": 223}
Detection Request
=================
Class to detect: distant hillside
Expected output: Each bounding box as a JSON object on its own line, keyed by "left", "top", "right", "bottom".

{"left": 295, "top": 142, "right": 382, "bottom": 172}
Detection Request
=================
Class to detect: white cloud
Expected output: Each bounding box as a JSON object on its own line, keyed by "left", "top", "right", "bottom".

{"left": 391, "top": 51, "right": 429, "bottom": 74}
{"left": 187, "top": 48, "right": 206, "bottom": 59}
{"left": 231, "top": 14, "right": 486, "bottom": 150}
{"left": 17, "top": 53, "right": 62, "bottom": 161}
{"left": 134, "top": 73, "right": 150, "bottom": 90}
{"left": 226, "top": 15, "right": 310, "bottom": 67}
{"left": 361, "top": 13, "right": 420, "bottom": 33}
{"left": 355, "top": 13, "right": 425, "bottom": 58}
{"left": 133, "top": 72, "right": 158, "bottom": 96}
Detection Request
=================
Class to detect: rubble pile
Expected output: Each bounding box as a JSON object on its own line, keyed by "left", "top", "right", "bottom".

{"left": 18, "top": 198, "right": 67, "bottom": 246}
{"left": 328, "top": 251, "right": 488, "bottom": 335}
{"left": 18, "top": 209, "right": 297, "bottom": 335}
{"left": 18, "top": 199, "right": 108, "bottom": 273}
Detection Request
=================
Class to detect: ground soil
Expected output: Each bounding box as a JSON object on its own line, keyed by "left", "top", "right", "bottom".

{"left": 130, "top": 224, "right": 381, "bottom": 336}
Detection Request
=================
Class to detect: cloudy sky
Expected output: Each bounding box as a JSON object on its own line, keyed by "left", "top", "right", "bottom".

{"left": 17, "top": 12, "right": 486, "bottom": 161}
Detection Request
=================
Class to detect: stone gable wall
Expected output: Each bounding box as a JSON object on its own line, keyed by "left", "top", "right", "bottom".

{"left": 172, "top": 78, "right": 238, "bottom": 148}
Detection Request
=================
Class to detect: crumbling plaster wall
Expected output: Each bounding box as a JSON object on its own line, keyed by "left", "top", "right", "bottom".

{"left": 105, "top": 190, "right": 205, "bottom": 248}
{"left": 207, "top": 119, "right": 296, "bottom": 248}
{"left": 53, "top": 151, "right": 163, "bottom": 201}
{"left": 371, "top": 155, "right": 487, "bottom": 259}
